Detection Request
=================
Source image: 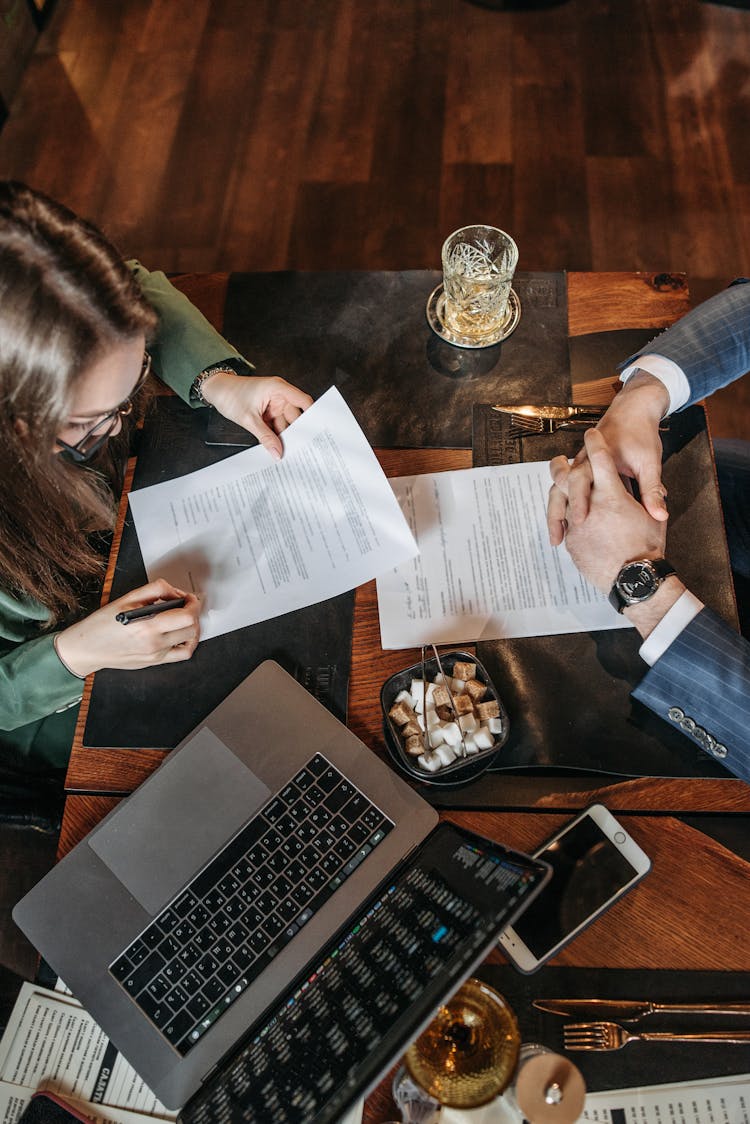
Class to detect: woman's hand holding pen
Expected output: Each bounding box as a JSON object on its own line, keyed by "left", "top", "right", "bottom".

{"left": 200, "top": 372, "right": 313, "bottom": 461}
{"left": 55, "top": 578, "right": 201, "bottom": 677}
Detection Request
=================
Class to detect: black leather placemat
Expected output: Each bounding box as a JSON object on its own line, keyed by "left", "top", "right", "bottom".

{"left": 221, "top": 270, "right": 570, "bottom": 448}
{"left": 477, "top": 965, "right": 750, "bottom": 1090}
{"left": 467, "top": 403, "right": 737, "bottom": 781}
{"left": 569, "top": 327, "right": 658, "bottom": 385}
{"left": 83, "top": 398, "right": 354, "bottom": 750}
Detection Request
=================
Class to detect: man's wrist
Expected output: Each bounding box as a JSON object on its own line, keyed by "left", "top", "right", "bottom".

{"left": 619, "top": 354, "right": 690, "bottom": 414}
{"left": 616, "top": 368, "right": 671, "bottom": 421}
{"left": 623, "top": 575, "right": 686, "bottom": 639}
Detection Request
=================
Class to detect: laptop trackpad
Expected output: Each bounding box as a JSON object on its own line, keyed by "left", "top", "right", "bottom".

{"left": 89, "top": 728, "right": 271, "bottom": 915}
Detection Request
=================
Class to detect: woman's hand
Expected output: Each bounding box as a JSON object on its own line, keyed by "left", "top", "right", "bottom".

{"left": 55, "top": 579, "right": 201, "bottom": 677}
{"left": 200, "top": 372, "right": 313, "bottom": 460}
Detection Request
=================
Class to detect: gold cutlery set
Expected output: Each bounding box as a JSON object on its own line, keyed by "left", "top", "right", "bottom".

{"left": 492, "top": 403, "right": 608, "bottom": 439}
{"left": 491, "top": 403, "right": 671, "bottom": 440}
{"left": 533, "top": 998, "right": 750, "bottom": 1053}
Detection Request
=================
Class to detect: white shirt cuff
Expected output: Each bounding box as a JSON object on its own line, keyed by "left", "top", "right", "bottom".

{"left": 619, "top": 354, "right": 691, "bottom": 414}
{"left": 638, "top": 590, "right": 704, "bottom": 666}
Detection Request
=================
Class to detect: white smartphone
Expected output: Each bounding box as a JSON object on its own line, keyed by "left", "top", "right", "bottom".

{"left": 498, "top": 804, "right": 651, "bottom": 974}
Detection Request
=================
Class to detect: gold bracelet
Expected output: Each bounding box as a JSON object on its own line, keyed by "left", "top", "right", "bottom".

{"left": 53, "top": 633, "right": 85, "bottom": 680}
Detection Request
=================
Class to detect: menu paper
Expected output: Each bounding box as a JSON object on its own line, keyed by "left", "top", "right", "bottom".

{"left": 128, "top": 387, "right": 418, "bottom": 642}
{"left": 440, "top": 1074, "right": 750, "bottom": 1124}
{"left": 0, "top": 982, "right": 366, "bottom": 1124}
{"left": 0, "top": 1084, "right": 159, "bottom": 1123}
{"left": 376, "top": 461, "right": 626, "bottom": 648}
{"left": 0, "top": 984, "right": 175, "bottom": 1120}
{"left": 581, "top": 1073, "right": 750, "bottom": 1123}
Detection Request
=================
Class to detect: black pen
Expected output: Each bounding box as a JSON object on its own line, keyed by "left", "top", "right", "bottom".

{"left": 116, "top": 597, "right": 187, "bottom": 625}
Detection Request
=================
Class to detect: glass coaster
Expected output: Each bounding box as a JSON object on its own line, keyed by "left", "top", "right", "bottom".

{"left": 426, "top": 283, "right": 521, "bottom": 348}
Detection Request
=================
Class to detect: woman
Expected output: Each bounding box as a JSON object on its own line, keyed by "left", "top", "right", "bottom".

{"left": 0, "top": 182, "right": 312, "bottom": 771}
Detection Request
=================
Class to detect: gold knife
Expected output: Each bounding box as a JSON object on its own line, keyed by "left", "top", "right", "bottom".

{"left": 534, "top": 998, "right": 750, "bottom": 1021}
{"left": 492, "top": 404, "right": 608, "bottom": 419}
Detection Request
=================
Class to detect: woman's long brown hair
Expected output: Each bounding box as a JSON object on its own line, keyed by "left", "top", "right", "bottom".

{"left": 0, "top": 182, "right": 158, "bottom": 625}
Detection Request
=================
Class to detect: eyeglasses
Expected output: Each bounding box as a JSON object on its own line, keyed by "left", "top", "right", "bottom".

{"left": 57, "top": 351, "right": 152, "bottom": 464}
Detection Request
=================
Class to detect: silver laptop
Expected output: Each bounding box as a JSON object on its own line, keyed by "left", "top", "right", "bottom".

{"left": 14, "top": 660, "right": 549, "bottom": 1122}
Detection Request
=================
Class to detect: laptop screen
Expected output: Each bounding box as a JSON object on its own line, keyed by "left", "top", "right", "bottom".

{"left": 182, "top": 822, "right": 549, "bottom": 1124}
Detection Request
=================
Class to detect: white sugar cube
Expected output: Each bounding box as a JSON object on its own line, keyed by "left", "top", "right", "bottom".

{"left": 474, "top": 728, "right": 495, "bottom": 750}
{"left": 451, "top": 678, "right": 466, "bottom": 693}
{"left": 428, "top": 729, "right": 446, "bottom": 749}
{"left": 435, "top": 744, "right": 457, "bottom": 767}
{"left": 441, "top": 722, "right": 462, "bottom": 746}
{"left": 433, "top": 672, "right": 446, "bottom": 684}
{"left": 417, "top": 752, "right": 442, "bottom": 773}
{"left": 487, "top": 717, "right": 504, "bottom": 734}
{"left": 426, "top": 709, "right": 440, "bottom": 730}
{"left": 395, "top": 690, "right": 412, "bottom": 707}
{"left": 462, "top": 734, "right": 479, "bottom": 755}
{"left": 410, "top": 680, "right": 426, "bottom": 712}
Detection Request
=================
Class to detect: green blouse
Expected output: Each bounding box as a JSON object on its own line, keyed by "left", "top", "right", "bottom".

{"left": 0, "top": 264, "right": 249, "bottom": 771}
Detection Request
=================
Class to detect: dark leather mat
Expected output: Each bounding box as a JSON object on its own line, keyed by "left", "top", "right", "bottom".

{"left": 221, "top": 270, "right": 570, "bottom": 448}
{"left": 467, "top": 403, "right": 737, "bottom": 782}
{"left": 569, "top": 326, "right": 658, "bottom": 384}
{"left": 83, "top": 398, "right": 353, "bottom": 750}
{"left": 478, "top": 964, "right": 750, "bottom": 1090}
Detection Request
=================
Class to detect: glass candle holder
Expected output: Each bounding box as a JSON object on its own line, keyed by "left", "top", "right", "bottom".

{"left": 404, "top": 978, "right": 521, "bottom": 1109}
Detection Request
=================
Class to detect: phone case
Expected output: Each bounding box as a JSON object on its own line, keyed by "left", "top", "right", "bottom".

{"left": 19, "top": 1092, "right": 94, "bottom": 1123}
{"left": 499, "top": 804, "right": 651, "bottom": 974}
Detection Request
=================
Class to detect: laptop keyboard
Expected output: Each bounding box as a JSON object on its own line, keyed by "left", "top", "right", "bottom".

{"left": 109, "top": 753, "right": 393, "bottom": 1054}
{"left": 182, "top": 859, "right": 485, "bottom": 1124}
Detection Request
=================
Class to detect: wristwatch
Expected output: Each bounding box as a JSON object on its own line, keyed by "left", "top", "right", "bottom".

{"left": 608, "top": 558, "right": 676, "bottom": 613}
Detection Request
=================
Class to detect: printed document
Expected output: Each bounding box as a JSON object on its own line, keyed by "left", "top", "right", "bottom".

{"left": 0, "top": 981, "right": 365, "bottom": 1124}
{"left": 580, "top": 1073, "right": 750, "bottom": 1124}
{"left": 0, "top": 1083, "right": 158, "bottom": 1123}
{"left": 0, "top": 983, "right": 174, "bottom": 1119}
{"left": 440, "top": 1073, "right": 750, "bottom": 1124}
{"left": 376, "top": 461, "right": 626, "bottom": 649}
{"left": 128, "top": 387, "right": 418, "bottom": 641}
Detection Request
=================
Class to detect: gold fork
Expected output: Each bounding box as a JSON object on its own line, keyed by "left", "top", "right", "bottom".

{"left": 507, "top": 414, "right": 601, "bottom": 439}
{"left": 563, "top": 1021, "right": 750, "bottom": 1052}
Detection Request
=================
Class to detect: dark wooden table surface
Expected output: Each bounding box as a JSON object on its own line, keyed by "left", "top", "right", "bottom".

{"left": 65, "top": 270, "right": 750, "bottom": 813}
{"left": 56, "top": 271, "right": 750, "bottom": 1123}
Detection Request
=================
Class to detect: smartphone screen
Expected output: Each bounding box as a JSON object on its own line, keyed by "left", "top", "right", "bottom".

{"left": 20, "top": 1092, "right": 92, "bottom": 1123}
{"left": 498, "top": 805, "right": 650, "bottom": 972}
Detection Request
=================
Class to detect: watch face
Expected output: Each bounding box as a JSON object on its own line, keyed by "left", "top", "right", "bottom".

{"left": 618, "top": 561, "right": 657, "bottom": 601}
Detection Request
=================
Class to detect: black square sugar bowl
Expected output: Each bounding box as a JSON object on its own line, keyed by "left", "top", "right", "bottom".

{"left": 381, "top": 650, "right": 509, "bottom": 787}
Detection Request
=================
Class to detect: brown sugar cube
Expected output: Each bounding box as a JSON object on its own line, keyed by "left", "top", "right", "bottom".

{"left": 464, "top": 679, "right": 487, "bottom": 702}
{"left": 405, "top": 735, "right": 426, "bottom": 756}
{"left": 389, "top": 701, "right": 415, "bottom": 726}
{"left": 432, "top": 685, "right": 451, "bottom": 708}
{"left": 436, "top": 704, "right": 453, "bottom": 722}
{"left": 452, "top": 661, "right": 476, "bottom": 682}
{"left": 402, "top": 720, "right": 422, "bottom": 737}
{"left": 475, "top": 700, "right": 500, "bottom": 720}
{"left": 452, "top": 693, "right": 474, "bottom": 715}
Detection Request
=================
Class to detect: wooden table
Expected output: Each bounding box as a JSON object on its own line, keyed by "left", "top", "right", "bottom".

{"left": 55, "top": 270, "right": 750, "bottom": 1121}
{"left": 65, "top": 270, "right": 750, "bottom": 813}
{"left": 57, "top": 800, "right": 750, "bottom": 1122}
